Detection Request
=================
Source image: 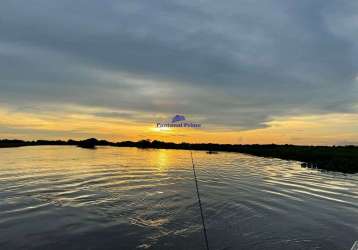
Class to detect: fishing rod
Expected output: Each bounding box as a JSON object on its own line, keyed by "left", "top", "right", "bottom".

{"left": 190, "top": 151, "right": 210, "bottom": 250}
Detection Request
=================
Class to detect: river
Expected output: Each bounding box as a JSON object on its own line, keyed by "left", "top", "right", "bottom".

{"left": 0, "top": 146, "right": 357, "bottom": 249}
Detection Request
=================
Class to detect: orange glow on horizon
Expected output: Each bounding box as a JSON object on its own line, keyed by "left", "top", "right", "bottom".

{"left": 0, "top": 107, "right": 358, "bottom": 145}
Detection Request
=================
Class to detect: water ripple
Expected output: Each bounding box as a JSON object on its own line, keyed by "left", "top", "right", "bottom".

{"left": 0, "top": 146, "right": 357, "bottom": 250}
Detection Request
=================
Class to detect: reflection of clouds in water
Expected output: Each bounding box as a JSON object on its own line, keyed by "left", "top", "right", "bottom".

{"left": 0, "top": 147, "right": 357, "bottom": 249}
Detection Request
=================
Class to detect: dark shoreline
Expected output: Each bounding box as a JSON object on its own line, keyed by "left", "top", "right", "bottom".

{"left": 1, "top": 138, "right": 357, "bottom": 174}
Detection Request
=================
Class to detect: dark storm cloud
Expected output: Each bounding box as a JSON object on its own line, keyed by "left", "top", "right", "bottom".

{"left": 0, "top": 0, "right": 357, "bottom": 129}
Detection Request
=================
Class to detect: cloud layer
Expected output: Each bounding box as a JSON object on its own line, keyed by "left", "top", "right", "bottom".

{"left": 0, "top": 0, "right": 357, "bottom": 131}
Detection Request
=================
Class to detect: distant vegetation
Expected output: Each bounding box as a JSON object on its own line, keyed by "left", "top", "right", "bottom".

{"left": 1, "top": 138, "right": 357, "bottom": 173}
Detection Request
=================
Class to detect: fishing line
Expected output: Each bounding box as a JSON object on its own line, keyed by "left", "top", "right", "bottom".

{"left": 190, "top": 151, "right": 210, "bottom": 250}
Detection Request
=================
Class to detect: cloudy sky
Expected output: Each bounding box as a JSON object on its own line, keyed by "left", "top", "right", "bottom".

{"left": 1, "top": 0, "right": 358, "bottom": 144}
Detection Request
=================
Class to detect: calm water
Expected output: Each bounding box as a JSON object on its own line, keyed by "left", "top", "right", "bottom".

{"left": 0, "top": 146, "right": 357, "bottom": 250}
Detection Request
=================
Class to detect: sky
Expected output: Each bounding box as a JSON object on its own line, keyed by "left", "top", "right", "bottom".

{"left": 0, "top": 0, "right": 358, "bottom": 145}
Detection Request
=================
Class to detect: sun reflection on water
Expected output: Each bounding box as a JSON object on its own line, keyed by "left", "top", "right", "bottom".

{"left": 154, "top": 149, "right": 170, "bottom": 172}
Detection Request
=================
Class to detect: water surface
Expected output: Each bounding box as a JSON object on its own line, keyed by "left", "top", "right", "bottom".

{"left": 0, "top": 146, "right": 357, "bottom": 249}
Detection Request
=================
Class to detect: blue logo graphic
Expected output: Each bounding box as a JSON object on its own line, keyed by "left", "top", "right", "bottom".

{"left": 156, "top": 114, "right": 202, "bottom": 129}
{"left": 172, "top": 115, "right": 186, "bottom": 123}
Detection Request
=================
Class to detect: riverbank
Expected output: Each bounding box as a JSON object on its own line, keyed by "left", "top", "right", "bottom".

{"left": 1, "top": 138, "right": 357, "bottom": 173}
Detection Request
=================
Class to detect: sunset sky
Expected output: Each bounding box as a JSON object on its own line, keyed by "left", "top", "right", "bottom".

{"left": 1, "top": 0, "right": 358, "bottom": 145}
